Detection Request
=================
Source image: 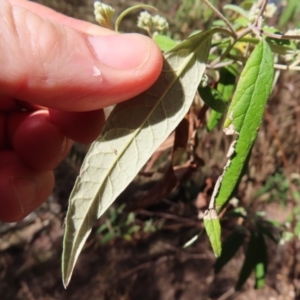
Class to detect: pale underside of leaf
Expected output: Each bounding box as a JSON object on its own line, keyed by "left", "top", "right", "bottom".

{"left": 62, "top": 31, "right": 212, "bottom": 287}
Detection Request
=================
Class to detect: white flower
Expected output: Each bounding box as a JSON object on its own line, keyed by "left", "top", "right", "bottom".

{"left": 137, "top": 11, "right": 169, "bottom": 34}
{"left": 285, "top": 28, "right": 300, "bottom": 45}
{"left": 248, "top": 3, "right": 277, "bottom": 23}
{"left": 264, "top": 3, "right": 277, "bottom": 18}
{"left": 94, "top": 1, "right": 115, "bottom": 28}
{"left": 137, "top": 11, "right": 153, "bottom": 31}
{"left": 152, "top": 15, "right": 169, "bottom": 31}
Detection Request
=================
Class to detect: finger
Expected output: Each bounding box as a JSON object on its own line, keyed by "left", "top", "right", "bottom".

{"left": 0, "top": 151, "right": 54, "bottom": 222}
{"left": 8, "top": 0, "right": 111, "bottom": 35}
{"left": 48, "top": 108, "right": 105, "bottom": 143}
{"left": 1, "top": 0, "right": 163, "bottom": 111}
{"left": 9, "top": 111, "right": 73, "bottom": 171}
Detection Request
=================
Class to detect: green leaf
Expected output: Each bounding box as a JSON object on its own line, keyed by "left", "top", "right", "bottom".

{"left": 223, "top": 4, "right": 249, "bottom": 18}
{"left": 214, "top": 228, "right": 246, "bottom": 273}
{"left": 204, "top": 209, "right": 222, "bottom": 257}
{"left": 240, "top": 0, "right": 255, "bottom": 11}
{"left": 217, "top": 66, "right": 237, "bottom": 98}
{"left": 62, "top": 30, "right": 212, "bottom": 287}
{"left": 235, "top": 231, "right": 257, "bottom": 290}
{"left": 216, "top": 40, "right": 274, "bottom": 209}
{"left": 207, "top": 109, "right": 223, "bottom": 132}
{"left": 279, "top": 0, "right": 300, "bottom": 27}
{"left": 254, "top": 233, "right": 268, "bottom": 289}
{"left": 153, "top": 34, "right": 178, "bottom": 52}
{"left": 198, "top": 86, "right": 227, "bottom": 113}
{"left": 258, "top": 221, "right": 279, "bottom": 244}
{"left": 207, "top": 66, "right": 236, "bottom": 131}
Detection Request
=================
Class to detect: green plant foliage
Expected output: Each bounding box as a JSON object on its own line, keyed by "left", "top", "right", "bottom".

{"left": 223, "top": 4, "right": 249, "bottom": 18}
{"left": 198, "top": 85, "right": 227, "bottom": 113}
{"left": 279, "top": 0, "right": 300, "bottom": 27}
{"left": 153, "top": 34, "right": 178, "bottom": 51}
{"left": 62, "top": 30, "right": 212, "bottom": 287}
{"left": 235, "top": 230, "right": 269, "bottom": 290}
{"left": 235, "top": 231, "right": 258, "bottom": 290}
{"left": 203, "top": 209, "right": 222, "bottom": 257}
{"left": 206, "top": 66, "right": 237, "bottom": 131}
{"left": 61, "top": 0, "right": 300, "bottom": 288}
{"left": 254, "top": 232, "right": 268, "bottom": 289}
{"left": 214, "top": 228, "right": 246, "bottom": 273}
{"left": 216, "top": 40, "right": 274, "bottom": 210}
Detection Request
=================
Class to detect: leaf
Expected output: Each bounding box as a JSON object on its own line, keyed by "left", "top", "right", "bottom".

{"left": 254, "top": 232, "right": 268, "bottom": 289}
{"left": 172, "top": 115, "right": 189, "bottom": 166}
{"left": 223, "top": 4, "right": 249, "bottom": 18}
{"left": 62, "top": 31, "right": 212, "bottom": 287}
{"left": 207, "top": 66, "right": 236, "bottom": 131}
{"left": 258, "top": 221, "right": 279, "bottom": 244}
{"left": 207, "top": 110, "right": 223, "bottom": 132}
{"left": 204, "top": 209, "right": 222, "bottom": 257}
{"left": 214, "top": 228, "right": 246, "bottom": 273}
{"left": 198, "top": 86, "right": 227, "bottom": 113}
{"left": 153, "top": 34, "right": 178, "bottom": 52}
{"left": 279, "top": 0, "right": 300, "bottom": 27}
{"left": 236, "top": 231, "right": 257, "bottom": 290}
{"left": 216, "top": 40, "right": 274, "bottom": 209}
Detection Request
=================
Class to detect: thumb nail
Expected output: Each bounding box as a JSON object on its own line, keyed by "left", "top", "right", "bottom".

{"left": 88, "top": 34, "right": 150, "bottom": 70}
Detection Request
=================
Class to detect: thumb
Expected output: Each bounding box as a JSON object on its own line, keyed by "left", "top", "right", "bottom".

{"left": 1, "top": 0, "right": 163, "bottom": 111}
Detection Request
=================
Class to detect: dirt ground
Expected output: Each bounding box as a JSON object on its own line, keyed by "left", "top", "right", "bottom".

{"left": 1, "top": 1, "right": 300, "bottom": 299}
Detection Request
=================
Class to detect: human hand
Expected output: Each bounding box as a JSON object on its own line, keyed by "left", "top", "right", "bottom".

{"left": 0, "top": 0, "right": 163, "bottom": 222}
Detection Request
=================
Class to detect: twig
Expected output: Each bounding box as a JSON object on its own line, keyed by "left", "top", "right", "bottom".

{"left": 217, "top": 287, "right": 236, "bottom": 300}
{"left": 253, "top": 0, "right": 268, "bottom": 29}
{"left": 274, "top": 64, "right": 300, "bottom": 71}
{"left": 208, "top": 60, "right": 235, "bottom": 69}
{"left": 262, "top": 31, "right": 300, "bottom": 41}
{"left": 202, "top": 0, "right": 236, "bottom": 37}
{"left": 137, "top": 209, "right": 199, "bottom": 225}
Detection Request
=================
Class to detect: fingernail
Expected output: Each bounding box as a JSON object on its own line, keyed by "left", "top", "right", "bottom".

{"left": 11, "top": 177, "right": 38, "bottom": 214}
{"left": 88, "top": 34, "right": 150, "bottom": 70}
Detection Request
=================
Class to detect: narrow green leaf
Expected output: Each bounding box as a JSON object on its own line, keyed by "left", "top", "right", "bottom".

{"left": 236, "top": 231, "right": 257, "bottom": 290}
{"left": 207, "top": 110, "right": 223, "bottom": 132}
{"left": 223, "top": 4, "right": 249, "bottom": 18}
{"left": 153, "top": 34, "right": 178, "bottom": 52}
{"left": 214, "top": 228, "right": 246, "bottom": 273}
{"left": 240, "top": 0, "right": 255, "bottom": 11}
{"left": 216, "top": 40, "right": 274, "bottom": 209}
{"left": 279, "top": 0, "right": 300, "bottom": 27}
{"left": 254, "top": 233, "right": 268, "bottom": 289}
{"left": 217, "top": 66, "right": 238, "bottom": 98}
{"left": 204, "top": 209, "right": 222, "bottom": 257}
{"left": 62, "top": 31, "right": 212, "bottom": 287}
{"left": 198, "top": 86, "right": 227, "bottom": 113}
{"left": 258, "top": 221, "right": 279, "bottom": 244}
{"left": 207, "top": 66, "right": 236, "bottom": 131}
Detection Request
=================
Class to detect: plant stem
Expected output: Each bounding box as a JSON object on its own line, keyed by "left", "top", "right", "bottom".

{"left": 202, "top": 0, "right": 236, "bottom": 37}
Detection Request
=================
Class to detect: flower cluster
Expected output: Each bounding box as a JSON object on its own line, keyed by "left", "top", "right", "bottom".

{"left": 248, "top": 3, "right": 277, "bottom": 23}
{"left": 137, "top": 11, "right": 169, "bottom": 35}
{"left": 94, "top": 1, "right": 115, "bottom": 28}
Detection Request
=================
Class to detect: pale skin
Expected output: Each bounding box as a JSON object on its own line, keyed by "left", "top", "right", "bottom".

{"left": 0, "top": 0, "right": 163, "bottom": 222}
